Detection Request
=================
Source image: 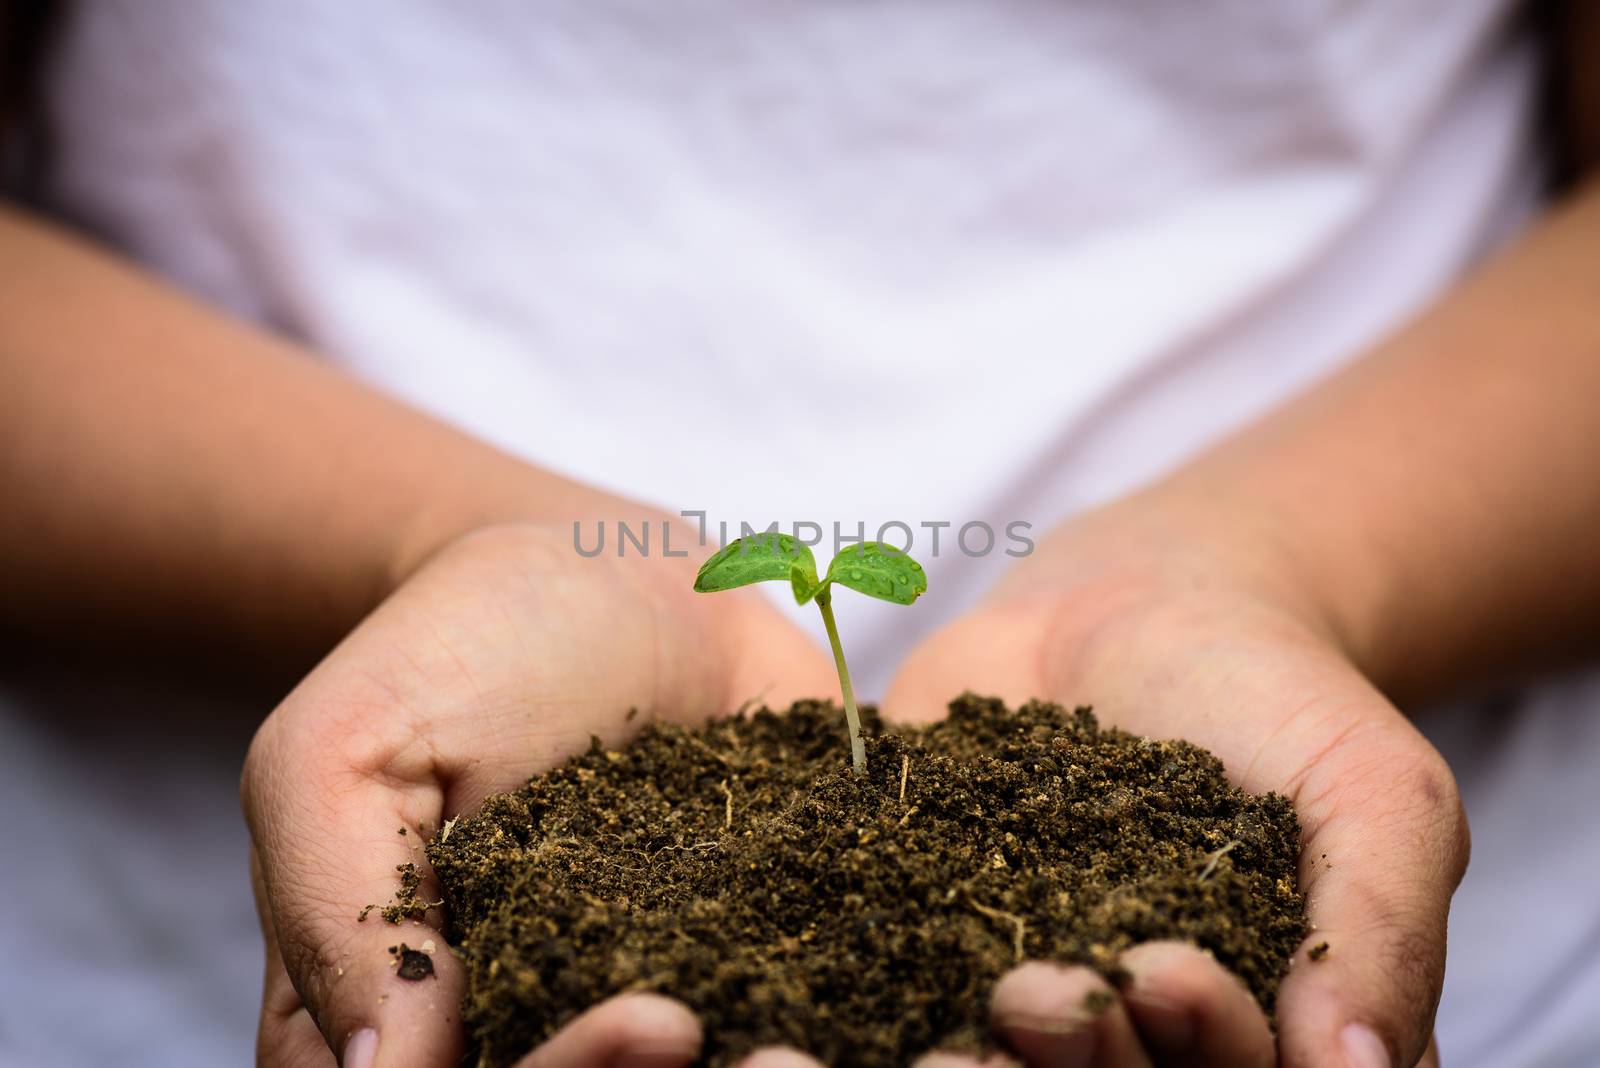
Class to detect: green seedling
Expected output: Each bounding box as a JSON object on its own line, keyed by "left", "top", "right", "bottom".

{"left": 694, "top": 533, "right": 927, "bottom": 775}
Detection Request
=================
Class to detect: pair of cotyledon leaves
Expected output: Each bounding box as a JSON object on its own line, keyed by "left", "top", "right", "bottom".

{"left": 693, "top": 532, "right": 927, "bottom": 607}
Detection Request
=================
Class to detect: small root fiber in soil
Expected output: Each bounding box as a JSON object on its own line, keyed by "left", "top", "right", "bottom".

{"left": 424, "top": 695, "right": 1307, "bottom": 1067}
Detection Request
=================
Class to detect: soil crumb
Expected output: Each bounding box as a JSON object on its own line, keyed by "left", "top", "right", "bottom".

{"left": 390, "top": 943, "right": 435, "bottom": 981}
{"left": 361, "top": 862, "right": 442, "bottom": 924}
{"left": 426, "top": 695, "right": 1306, "bottom": 1067}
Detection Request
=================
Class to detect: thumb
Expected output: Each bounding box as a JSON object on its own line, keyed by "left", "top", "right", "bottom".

{"left": 708, "top": 587, "right": 840, "bottom": 715}
{"left": 880, "top": 601, "right": 1056, "bottom": 725}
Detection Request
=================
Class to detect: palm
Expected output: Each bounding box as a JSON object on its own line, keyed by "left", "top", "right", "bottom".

{"left": 884, "top": 575, "right": 1459, "bottom": 1068}
{"left": 244, "top": 525, "right": 835, "bottom": 1068}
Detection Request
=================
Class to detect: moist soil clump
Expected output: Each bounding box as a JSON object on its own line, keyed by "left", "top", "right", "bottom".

{"left": 426, "top": 695, "right": 1307, "bottom": 1067}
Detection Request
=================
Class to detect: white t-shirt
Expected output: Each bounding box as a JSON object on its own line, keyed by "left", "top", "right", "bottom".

{"left": 6, "top": 1, "right": 1598, "bottom": 1065}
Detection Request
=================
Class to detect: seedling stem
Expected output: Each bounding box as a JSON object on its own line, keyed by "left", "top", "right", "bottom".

{"left": 815, "top": 589, "right": 867, "bottom": 773}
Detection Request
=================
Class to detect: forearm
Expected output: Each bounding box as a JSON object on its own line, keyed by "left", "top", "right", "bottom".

{"left": 0, "top": 204, "right": 643, "bottom": 664}
{"left": 1144, "top": 180, "right": 1600, "bottom": 704}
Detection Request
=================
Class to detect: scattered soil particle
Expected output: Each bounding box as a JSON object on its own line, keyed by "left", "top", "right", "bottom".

{"left": 1308, "top": 941, "right": 1330, "bottom": 962}
{"left": 362, "top": 862, "right": 442, "bottom": 923}
{"left": 390, "top": 943, "right": 436, "bottom": 981}
{"left": 1082, "top": 988, "right": 1117, "bottom": 1015}
{"left": 423, "top": 695, "right": 1307, "bottom": 1067}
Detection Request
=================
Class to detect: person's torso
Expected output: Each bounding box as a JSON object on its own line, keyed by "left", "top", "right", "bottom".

{"left": 37, "top": 0, "right": 1540, "bottom": 682}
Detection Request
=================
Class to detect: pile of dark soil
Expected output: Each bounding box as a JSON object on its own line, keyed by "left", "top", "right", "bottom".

{"left": 426, "top": 695, "right": 1306, "bottom": 1067}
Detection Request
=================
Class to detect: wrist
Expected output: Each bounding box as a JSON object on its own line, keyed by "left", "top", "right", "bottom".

{"left": 380, "top": 490, "right": 695, "bottom": 601}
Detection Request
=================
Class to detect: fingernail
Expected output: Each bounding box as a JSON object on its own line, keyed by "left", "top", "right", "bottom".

{"left": 615, "top": 1044, "right": 711, "bottom": 1068}
{"left": 344, "top": 1028, "right": 379, "bottom": 1068}
{"left": 731, "top": 1050, "right": 824, "bottom": 1068}
{"left": 909, "top": 1055, "right": 985, "bottom": 1068}
{"left": 991, "top": 1018, "right": 1096, "bottom": 1068}
{"left": 1340, "top": 1024, "right": 1390, "bottom": 1068}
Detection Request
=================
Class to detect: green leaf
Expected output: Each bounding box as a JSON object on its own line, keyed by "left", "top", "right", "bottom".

{"left": 790, "top": 566, "right": 824, "bottom": 606}
{"left": 825, "top": 542, "right": 927, "bottom": 606}
{"left": 694, "top": 533, "right": 819, "bottom": 602}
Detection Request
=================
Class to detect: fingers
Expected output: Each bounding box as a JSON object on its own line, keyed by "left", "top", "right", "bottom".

{"left": 1270, "top": 711, "right": 1466, "bottom": 1068}
{"left": 510, "top": 994, "right": 702, "bottom": 1068}
{"left": 245, "top": 705, "right": 466, "bottom": 1068}
{"left": 253, "top": 848, "right": 339, "bottom": 1068}
{"left": 727, "top": 953, "right": 1260, "bottom": 1068}
{"left": 1118, "top": 943, "right": 1273, "bottom": 1068}
{"left": 990, "top": 962, "right": 1154, "bottom": 1068}
{"left": 988, "top": 948, "right": 1271, "bottom": 1068}
{"left": 258, "top": 956, "right": 338, "bottom": 1068}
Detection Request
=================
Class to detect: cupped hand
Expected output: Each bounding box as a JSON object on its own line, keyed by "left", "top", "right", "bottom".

{"left": 881, "top": 506, "right": 1463, "bottom": 1068}
{"left": 242, "top": 523, "right": 835, "bottom": 1068}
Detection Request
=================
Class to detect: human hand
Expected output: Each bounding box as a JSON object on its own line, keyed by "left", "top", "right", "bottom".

{"left": 243, "top": 523, "right": 836, "bottom": 1068}
{"left": 879, "top": 501, "right": 1462, "bottom": 1068}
